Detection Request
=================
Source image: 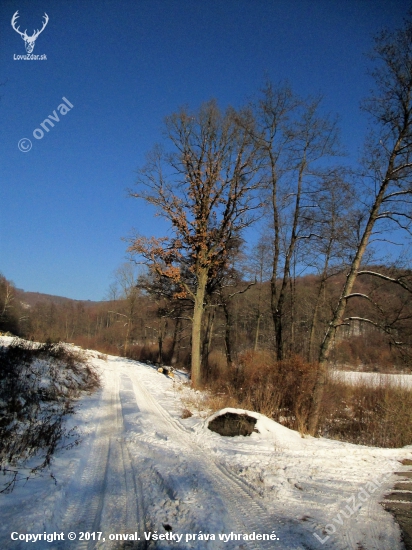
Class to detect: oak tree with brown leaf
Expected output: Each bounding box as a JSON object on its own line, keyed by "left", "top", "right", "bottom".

{"left": 128, "top": 100, "right": 262, "bottom": 386}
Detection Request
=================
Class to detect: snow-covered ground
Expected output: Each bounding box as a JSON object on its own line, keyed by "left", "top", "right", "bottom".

{"left": 1, "top": 338, "right": 411, "bottom": 549}
{"left": 333, "top": 370, "right": 412, "bottom": 388}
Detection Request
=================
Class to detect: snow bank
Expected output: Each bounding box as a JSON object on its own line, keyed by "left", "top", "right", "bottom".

{"left": 204, "top": 407, "right": 306, "bottom": 450}
{"left": 333, "top": 370, "right": 412, "bottom": 388}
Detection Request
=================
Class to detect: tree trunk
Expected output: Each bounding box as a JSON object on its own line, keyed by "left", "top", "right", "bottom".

{"left": 206, "top": 311, "right": 214, "bottom": 360}
{"left": 124, "top": 323, "right": 130, "bottom": 356}
{"left": 270, "top": 157, "right": 281, "bottom": 360}
{"left": 222, "top": 299, "right": 233, "bottom": 367}
{"left": 254, "top": 310, "right": 261, "bottom": 351}
{"left": 202, "top": 308, "right": 215, "bottom": 370}
{"left": 307, "top": 145, "right": 403, "bottom": 435}
{"left": 308, "top": 283, "right": 323, "bottom": 363}
{"left": 157, "top": 320, "right": 166, "bottom": 364}
{"left": 272, "top": 159, "right": 305, "bottom": 360}
{"left": 289, "top": 274, "right": 295, "bottom": 355}
{"left": 191, "top": 269, "right": 208, "bottom": 387}
{"left": 308, "top": 250, "right": 331, "bottom": 362}
{"left": 170, "top": 317, "right": 180, "bottom": 365}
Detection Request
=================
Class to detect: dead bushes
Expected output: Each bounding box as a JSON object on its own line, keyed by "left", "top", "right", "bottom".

{"left": 203, "top": 350, "right": 412, "bottom": 446}
{"left": 320, "top": 377, "right": 412, "bottom": 447}
{"left": 0, "top": 338, "right": 100, "bottom": 492}
{"left": 331, "top": 333, "right": 411, "bottom": 373}
{"left": 204, "top": 351, "right": 318, "bottom": 434}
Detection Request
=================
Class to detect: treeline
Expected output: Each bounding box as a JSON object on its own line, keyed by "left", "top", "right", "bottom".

{"left": 3, "top": 271, "right": 412, "bottom": 448}
{"left": 1, "top": 265, "right": 410, "bottom": 373}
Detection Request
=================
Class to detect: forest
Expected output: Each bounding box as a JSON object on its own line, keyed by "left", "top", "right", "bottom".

{"left": 1, "top": 266, "right": 411, "bottom": 375}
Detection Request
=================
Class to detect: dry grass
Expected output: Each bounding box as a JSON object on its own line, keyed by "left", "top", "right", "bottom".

{"left": 202, "top": 391, "right": 239, "bottom": 413}
{"left": 69, "top": 335, "right": 121, "bottom": 357}
{"left": 202, "top": 351, "right": 317, "bottom": 434}
{"left": 319, "top": 376, "right": 412, "bottom": 447}
{"left": 201, "top": 349, "right": 412, "bottom": 447}
{"left": 331, "top": 334, "right": 412, "bottom": 373}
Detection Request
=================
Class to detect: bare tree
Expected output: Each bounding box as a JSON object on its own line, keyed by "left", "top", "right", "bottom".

{"left": 215, "top": 244, "right": 255, "bottom": 368}
{"left": 128, "top": 100, "right": 262, "bottom": 386}
{"left": 0, "top": 276, "right": 15, "bottom": 325}
{"left": 136, "top": 270, "right": 187, "bottom": 365}
{"left": 303, "top": 169, "right": 358, "bottom": 361}
{"left": 0, "top": 275, "right": 21, "bottom": 335}
{"left": 308, "top": 16, "right": 412, "bottom": 434}
{"left": 109, "top": 263, "right": 141, "bottom": 356}
{"left": 250, "top": 83, "right": 342, "bottom": 359}
{"left": 247, "top": 233, "right": 272, "bottom": 351}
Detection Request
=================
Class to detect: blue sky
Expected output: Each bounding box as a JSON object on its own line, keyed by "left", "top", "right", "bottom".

{"left": 0, "top": 0, "right": 407, "bottom": 300}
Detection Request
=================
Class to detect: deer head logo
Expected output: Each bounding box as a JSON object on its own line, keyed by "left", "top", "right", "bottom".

{"left": 11, "top": 11, "right": 49, "bottom": 54}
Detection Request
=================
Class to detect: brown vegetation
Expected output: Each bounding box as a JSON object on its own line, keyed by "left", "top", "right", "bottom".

{"left": 1, "top": 271, "right": 411, "bottom": 447}
{"left": 201, "top": 351, "right": 412, "bottom": 447}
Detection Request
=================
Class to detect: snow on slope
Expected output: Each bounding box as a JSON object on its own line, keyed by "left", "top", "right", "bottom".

{"left": 0, "top": 339, "right": 411, "bottom": 549}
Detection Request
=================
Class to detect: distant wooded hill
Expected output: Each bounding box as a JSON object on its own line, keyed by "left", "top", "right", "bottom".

{"left": 15, "top": 289, "right": 99, "bottom": 308}
{"left": 1, "top": 268, "right": 411, "bottom": 373}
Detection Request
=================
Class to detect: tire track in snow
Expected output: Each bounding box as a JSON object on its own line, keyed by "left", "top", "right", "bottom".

{"left": 57, "top": 378, "right": 112, "bottom": 549}
{"left": 58, "top": 369, "right": 142, "bottom": 549}
{"left": 95, "top": 373, "right": 135, "bottom": 549}
{"left": 120, "top": 366, "right": 310, "bottom": 549}
{"left": 114, "top": 374, "right": 147, "bottom": 547}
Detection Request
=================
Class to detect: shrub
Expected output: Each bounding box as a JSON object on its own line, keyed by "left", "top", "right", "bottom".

{"left": 203, "top": 350, "right": 318, "bottom": 434}
{"left": 319, "top": 376, "right": 412, "bottom": 447}
{"left": 0, "top": 338, "right": 100, "bottom": 492}
{"left": 202, "top": 349, "right": 412, "bottom": 447}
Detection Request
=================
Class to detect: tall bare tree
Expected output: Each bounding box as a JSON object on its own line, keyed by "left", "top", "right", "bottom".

{"left": 250, "top": 83, "right": 342, "bottom": 359}
{"left": 128, "top": 100, "right": 262, "bottom": 386}
{"left": 0, "top": 274, "right": 20, "bottom": 334}
{"left": 248, "top": 234, "right": 272, "bottom": 351}
{"left": 308, "top": 16, "right": 412, "bottom": 434}
{"left": 303, "top": 169, "right": 358, "bottom": 361}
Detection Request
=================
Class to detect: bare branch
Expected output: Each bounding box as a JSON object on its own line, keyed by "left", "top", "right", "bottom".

{"left": 358, "top": 270, "right": 412, "bottom": 293}
{"left": 344, "top": 292, "right": 385, "bottom": 315}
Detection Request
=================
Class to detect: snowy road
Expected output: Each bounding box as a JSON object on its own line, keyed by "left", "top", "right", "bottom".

{"left": 1, "top": 349, "right": 412, "bottom": 549}
{"left": 56, "top": 358, "right": 290, "bottom": 549}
